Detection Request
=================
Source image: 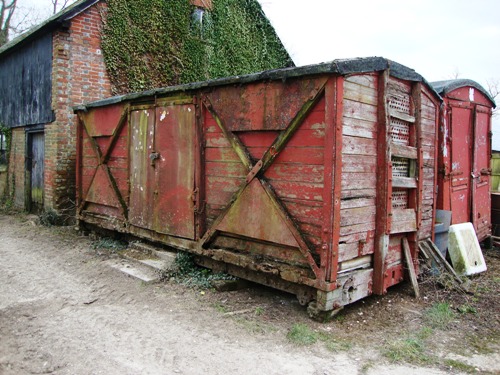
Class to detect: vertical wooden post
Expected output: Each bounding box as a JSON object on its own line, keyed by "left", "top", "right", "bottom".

{"left": 322, "top": 76, "right": 343, "bottom": 283}
{"left": 373, "top": 70, "right": 391, "bottom": 295}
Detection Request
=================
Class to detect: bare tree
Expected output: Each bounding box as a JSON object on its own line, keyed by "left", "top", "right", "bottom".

{"left": 51, "top": 0, "right": 71, "bottom": 15}
{"left": 0, "top": 0, "right": 17, "bottom": 46}
{"left": 486, "top": 78, "right": 499, "bottom": 118}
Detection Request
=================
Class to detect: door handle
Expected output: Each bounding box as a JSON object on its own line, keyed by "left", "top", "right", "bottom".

{"left": 149, "top": 152, "right": 160, "bottom": 166}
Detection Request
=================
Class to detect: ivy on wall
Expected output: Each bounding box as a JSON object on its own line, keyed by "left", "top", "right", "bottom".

{"left": 101, "top": 0, "right": 293, "bottom": 94}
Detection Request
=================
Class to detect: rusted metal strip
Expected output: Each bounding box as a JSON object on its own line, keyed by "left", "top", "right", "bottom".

{"left": 101, "top": 104, "right": 129, "bottom": 165}
{"left": 201, "top": 96, "right": 253, "bottom": 171}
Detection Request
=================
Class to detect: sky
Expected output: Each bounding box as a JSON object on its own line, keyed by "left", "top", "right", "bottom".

{"left": 14, "top": 0, "right": 500, "bottom": 147}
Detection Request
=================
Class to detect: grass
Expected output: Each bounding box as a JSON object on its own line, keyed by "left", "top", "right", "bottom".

{"left": 287, "top": 324, "right": 318, "bottom": 346}
{"left": 286, "top": 324, "right": 352, "bottom": 352}
{"left": 443, "top": 359, "right": 477, "bottom": 373}
{"left": 383, "top": 335, "right": 433, "bottom": 365}
{"left": 424, "top": 302, "right": 456, "bottom": 329}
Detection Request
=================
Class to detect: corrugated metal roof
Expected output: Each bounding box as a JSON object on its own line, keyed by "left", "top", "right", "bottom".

{"left": 75, "top": 56, "right": 442, "bottom": 111}
{"left": 0, "top": 0, "right": 100, "bottom": 58}
{"left": 432, "top": 79, "right": 496, "bottom": 108}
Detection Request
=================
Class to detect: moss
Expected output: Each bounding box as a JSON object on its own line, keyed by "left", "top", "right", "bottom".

{"left": 101, "top": 0, "right": 293, "bottom": 94}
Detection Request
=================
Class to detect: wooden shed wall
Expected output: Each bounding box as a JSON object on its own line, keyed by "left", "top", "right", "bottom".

{"left": 0, "top": 33, "right": 54, "bottom": 127}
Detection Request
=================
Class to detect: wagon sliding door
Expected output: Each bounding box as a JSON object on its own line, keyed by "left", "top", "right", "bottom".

{"left": 449, "top": 105, "right": 473, "bottom": 224}
{"left": 472, "top": 107, "right": 491, "bottom": 240}
{"left": 129, "top": 102, "right": 197, "bottom": 239}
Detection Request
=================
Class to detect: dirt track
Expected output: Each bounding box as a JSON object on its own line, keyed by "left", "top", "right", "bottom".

{"left": 0, "top": 213, "right": 497, "bottom": 374}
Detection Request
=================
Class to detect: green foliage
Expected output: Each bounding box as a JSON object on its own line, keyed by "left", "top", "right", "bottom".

{"left": 91, "top": 237, "right": 128, "bottom": 252}
{"left": 101, "top": 0, "right": 293, "bottom": 94}
{"left": 165, "top": 251, "right": 235, "bottom": 289}
{"left": 0, "top": 123, "right": 11, "bottom": 166}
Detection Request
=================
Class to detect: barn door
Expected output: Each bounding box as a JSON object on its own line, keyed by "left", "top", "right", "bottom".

{"left": 449, "top": 106, "right": 472, "bottom": 224}
{"left": 129, "top": 103, "right": 196, "bottom": 239}
{"left": 471, "top": 107, "right": 491, "bottom": 239}
{"left": 27, "top": 132, "right": 45, "bottom": 213}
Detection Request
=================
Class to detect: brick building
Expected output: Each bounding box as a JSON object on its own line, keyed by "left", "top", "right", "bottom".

{"left": 0, "top": 0, "right": 109, "bottom": 216}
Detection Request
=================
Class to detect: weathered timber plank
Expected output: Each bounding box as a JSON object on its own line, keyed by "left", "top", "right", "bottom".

{"left": 343, "top": 123, "right": 377, "bottom": 139}
{"left": 205, "top": 147, "right": 243, "bottom": 163}
{"left": 339, "top": 221, "right": 376, "bottom": 237}
{"left": 340, "top": 197, "right": 376, "bottom": 210}
{"left": 392, "top": 177, "right": 417, "bottom": 189}
{"left": 205, "top": 132, "right": 233, "bottom": 148}
{"left": 269, "top": 180, "right": 324, "bottom": 202}
{"left": 420, "top": 104, "right": 437, "bottom": 121}
{"left": 205, "top": 161, "right": 247, "bottom": 178}
{"left": 281, "top": 200, "right": 324, "bottom": 227}
{"left": 341, "top": 172, "right": 377, "bottom": 190}
{"left": 388, "top": 78, "right": 412, "bottom": 94}
{"left": 343, "top": 99, "right": 378, "bottom": 122}
{"left": 390, "top": 209, "right": 417, "bottom": 234}
{"left": 212, "top": 235, "right": 310, "bottom": 266}
{"left": 342, "top": 155, "right": 377, "bottom": 173}
{"left": 342, "top": 136, "right": 377, "bottom": 156}
{"left": 344, "top": 74, "right": 377, "bottom": 89}
{"left": 389, "top": 109, "right": 415, "bottom": 123}
{"left": 402, "top": 237, "right": 420, "bottom": 297}
{"left": 391, "top": 144, "right": 418, "bottom": 159}
{"left": 418, "top": 220, "right": 433, "bottom": 240}
{"left": 340, "top": 206, "right": 376, "bottom": 227}
{"left": 265, "top": 163, "right": 324, "bottom": 184}
{"left": 343, "top": 80, "right": 378, "bottom": 105}
{"left": 341, "top": 188, "right": 377, "bottom": 200}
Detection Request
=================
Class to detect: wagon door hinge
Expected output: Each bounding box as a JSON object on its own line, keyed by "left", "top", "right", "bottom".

{"left": 192, "top": 188, "right": 199, "bottom": 206}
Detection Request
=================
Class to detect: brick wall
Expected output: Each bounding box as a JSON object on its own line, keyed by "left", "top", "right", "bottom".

{"left": 8, "top": 128, "right": 26, "bottom": 207}
{"left": 47, "top": 1, "right": 111, "bottom": 212}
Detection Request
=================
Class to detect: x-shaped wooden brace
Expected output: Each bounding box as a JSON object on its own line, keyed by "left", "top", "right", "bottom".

{"left": 200, "top": 80, "right": 328, "bottom": 279}
{"left": 76, "top": 105, "right": 129, "bottom": 217}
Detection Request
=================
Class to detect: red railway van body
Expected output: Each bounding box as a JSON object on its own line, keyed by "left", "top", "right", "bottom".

{"left": 75, "top": 57, "right": 441, "bottom": 315}
{"left": 432, "top": 80, "right": 496, "bottom": 243}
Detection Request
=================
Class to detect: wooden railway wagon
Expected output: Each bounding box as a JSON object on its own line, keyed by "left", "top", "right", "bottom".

{"left": 75, "top": 57, "right": 441, "bottom": 316}
{"left": 432, "top": 80, "right": 496, "bottom": 244}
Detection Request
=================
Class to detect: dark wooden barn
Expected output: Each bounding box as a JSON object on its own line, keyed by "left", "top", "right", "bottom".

{"left": 74, "top": 57, "right": 441, "bottom": 316}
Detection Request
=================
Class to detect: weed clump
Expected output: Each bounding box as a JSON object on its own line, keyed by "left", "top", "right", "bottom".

{"left": 163, "top": 251, "right": 235, "bottom": 289}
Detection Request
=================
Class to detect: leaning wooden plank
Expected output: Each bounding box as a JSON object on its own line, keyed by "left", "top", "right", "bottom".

{"left": 426, "top": 239, "right": 463, "bottom": 284}
{"left": 402, "top": 238, "right": 420, "bottom": 298}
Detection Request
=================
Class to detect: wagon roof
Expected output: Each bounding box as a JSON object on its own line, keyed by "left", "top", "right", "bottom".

{"left": 431, "top": 79, "right": 496, "bottom": 108}
{"left": 0, "top": 0, "right": 100, "bottom": 58}
{"left": 74, "top": 56, "right": 441, "bottom": 111}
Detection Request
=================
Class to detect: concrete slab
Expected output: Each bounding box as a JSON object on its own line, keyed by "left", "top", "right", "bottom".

{"left": 106, "top": 259, "right": 159, "bottom": 284}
